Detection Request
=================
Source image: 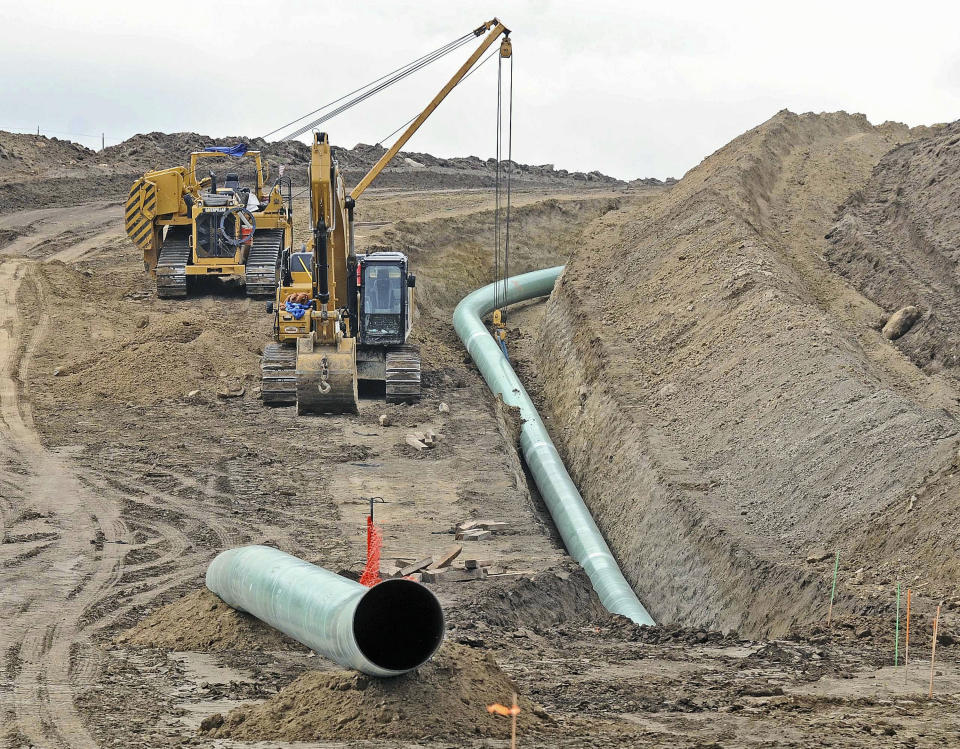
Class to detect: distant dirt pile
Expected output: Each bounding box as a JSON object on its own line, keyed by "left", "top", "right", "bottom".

{"left": 0, "top": 128, "right": 638, "bottom": 214}
{"left": 0, "top": 131, "right": 91, "bottom": 176}
{"left": 826, "top": 121, "right": 960, "bottom": 376}
{"left": 532, "top": 110, "right": 957, "bottom": 637}
{"left": 201, "top": 643, "right": 544, "bottom": 741}
{"left": 117, "top": 590, "right": 304, "bottom": 651}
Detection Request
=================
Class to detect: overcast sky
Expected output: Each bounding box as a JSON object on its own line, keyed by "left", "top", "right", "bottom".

{"left": 1, "top": 0, "right": 958, "bottom": 180}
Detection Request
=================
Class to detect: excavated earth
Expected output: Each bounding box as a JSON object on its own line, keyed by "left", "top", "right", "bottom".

{"left": 0, "top": 116, "right": 959, "bottom": 748}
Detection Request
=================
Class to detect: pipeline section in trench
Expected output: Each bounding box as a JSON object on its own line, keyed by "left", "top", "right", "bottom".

{"left": 453, "top": 266, "right": 655, "bottom": 626}
{"left": 206, "top": 545, "right": 445, "bottom": 677}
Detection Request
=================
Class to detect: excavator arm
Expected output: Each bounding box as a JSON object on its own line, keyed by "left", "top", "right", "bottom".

{"left": 349, "top": 18, "right": 511, "bottom": 201}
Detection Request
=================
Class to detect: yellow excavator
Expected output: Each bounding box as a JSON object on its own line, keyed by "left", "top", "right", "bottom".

{"left": 125, "top": 148, "right": 292, "bottom": 297}
{"left": 262, "top": 18, "right": 511, "bottom": 414}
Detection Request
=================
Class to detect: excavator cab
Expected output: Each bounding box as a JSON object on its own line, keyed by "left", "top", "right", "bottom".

{"left": 357, "top": 252, "right": 414, "bottom": 346}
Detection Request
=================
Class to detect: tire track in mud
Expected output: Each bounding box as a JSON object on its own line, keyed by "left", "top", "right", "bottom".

{"left": 0, "top": 260, "right": 268, "bottom": 747}
{"left": 0, "top": 260, "right": 226, "bottom": 746}
{"left": 0, "top": 259, "right": 126, "bottom": 748}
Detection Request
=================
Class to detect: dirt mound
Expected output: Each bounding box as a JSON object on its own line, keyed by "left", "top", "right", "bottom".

{"left": 25, "top": 261, "right": 262, "bottom": 407}
{"left": 201, "top": 643, "right": 543, "bottom": 741}
{"left": 453, "top": 563, "right": 613, "bottom": 630}
{"left": 1, "top": 128, "right": 629, "bottom": 188}
{"left": 0, "top": 127, "right": 635, "bottom": 214}
{"left": 531, "top": 110, "right": 955, "bottom": 637}
{"left": 117, "top": 589, "right": 304, "bottom": 651}
{"left": 826, "top": 120, "right": 960, "bottom": 376}
{"left": 0, "top": 131, "right": 94, "bottom": 178}
{"left": 822, "top": 121, "right": 960, "bottom": 598}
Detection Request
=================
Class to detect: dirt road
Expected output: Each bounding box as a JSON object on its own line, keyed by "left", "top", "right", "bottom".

{"left": 0, "top": 257, "right": 126, "bottom": 747}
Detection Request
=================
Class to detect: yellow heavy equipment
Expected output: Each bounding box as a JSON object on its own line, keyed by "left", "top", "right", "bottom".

{"left": 125, "top": 148, "right": 292, "bottom": 297}
{"left": 261, "top": 18, "right": 512, "bottom": 414}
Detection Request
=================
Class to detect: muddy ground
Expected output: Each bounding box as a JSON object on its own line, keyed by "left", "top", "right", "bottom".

{"left": 0, "top": 118, "right": 959, "bottom": 747}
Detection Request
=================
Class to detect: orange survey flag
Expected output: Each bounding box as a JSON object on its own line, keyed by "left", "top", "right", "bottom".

{"left": 359, "top": 515, "right": 383, "bottom": 587}
{"left": 487, "top": 703, "right": 521, "bottom": 717}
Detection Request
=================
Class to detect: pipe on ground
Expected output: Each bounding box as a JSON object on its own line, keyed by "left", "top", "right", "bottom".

{"left": 453, "top": 266, "right": 655, "bottom": 626}
{"left": 206, "top": 545, "right": 445, "bottom": 677}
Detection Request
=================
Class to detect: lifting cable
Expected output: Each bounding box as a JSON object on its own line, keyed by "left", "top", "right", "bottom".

{"left": 493, "top": 42, "right": 514, "bottom": 328}
{"left": 374, "top": 47, "right": 500, "bottom": 149}
{"left": 264, "top": 31, "right": 479, "bottom": 143}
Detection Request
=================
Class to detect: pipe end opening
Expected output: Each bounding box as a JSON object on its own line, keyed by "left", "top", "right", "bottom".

{"left": 353, "top": 579, "right": 444, "bottom": 673}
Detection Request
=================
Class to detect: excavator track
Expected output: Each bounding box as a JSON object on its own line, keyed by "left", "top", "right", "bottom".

{"left": 261, "top": 342, "right": 297, "bottom": 406}
{"left": 155, "top": 226, "right": 191, "bottom": 298}
{"left": 245, "top": 229, "right": 284, "bottom": 297}
{"left": 386, "top": 344, "right": 421, "bottom": 403}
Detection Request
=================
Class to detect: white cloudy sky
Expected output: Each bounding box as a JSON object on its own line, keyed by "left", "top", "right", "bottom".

{"left": 1, "top": 0, "right": 958, "bottom": 179}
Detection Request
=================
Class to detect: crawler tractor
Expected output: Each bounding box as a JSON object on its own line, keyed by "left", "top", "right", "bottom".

{"left": 125, "top": 148, "right": 292, "bottom": 297}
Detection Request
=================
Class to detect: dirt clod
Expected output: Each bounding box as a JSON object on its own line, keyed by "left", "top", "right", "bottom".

{"left": 882, "top": 305, "right": 921, "bottom": 339}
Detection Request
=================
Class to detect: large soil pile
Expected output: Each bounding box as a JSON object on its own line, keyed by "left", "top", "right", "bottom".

{"left": 22, "top": 261, "right": 262, "bottom": 407}
{"left": 531, "top": 110, "right": 957, "bottom": 637}
{"left": 823, "top": 121, "right": 960, "bottom": 602}
{"left": 201, "top": 643, "right": 544, "bottom": 741}
{"left": 0, "top": 128, "right": 639, "bottom": 214}
{"left": 0, "top": 131, "right": 92, "bottom": 177}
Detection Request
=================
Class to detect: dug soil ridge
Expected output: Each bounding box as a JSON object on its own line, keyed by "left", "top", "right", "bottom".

{"left": 532, "top": 110, "right": 960, "bottom": 637}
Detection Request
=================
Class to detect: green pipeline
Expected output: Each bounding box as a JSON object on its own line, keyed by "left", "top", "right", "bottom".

{"left": 206, "top": 545, "right": 445, "bottom": 677}
{"left": 453, "top": 266, "right": 654, "bottom": 626}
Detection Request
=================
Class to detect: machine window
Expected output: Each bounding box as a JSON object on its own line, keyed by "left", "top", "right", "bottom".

{"left": 362, "top": 264, "right": 403, "bottom": 340}
{"left": 291, "top": 252, "right": 313, "bottom": 275}
{"left": 363, "top": 266, "right": 402, "bottom": 314}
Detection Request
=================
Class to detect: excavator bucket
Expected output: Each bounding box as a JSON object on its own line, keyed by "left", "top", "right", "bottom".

{"left": 295, "top": 336, "right": 359, "bottom": 415}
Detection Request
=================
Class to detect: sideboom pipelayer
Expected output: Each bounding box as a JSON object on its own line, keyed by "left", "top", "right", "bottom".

{"left": 126, "top": 18, "right": 512, "bottom": 415}
{"left": 264, "top": 18, "right": 512, "bottom": 415}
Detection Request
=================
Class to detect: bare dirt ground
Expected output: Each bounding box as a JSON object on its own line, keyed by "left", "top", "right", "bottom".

{"left": 1, "top": 119, "right": 959, "bottom": 747}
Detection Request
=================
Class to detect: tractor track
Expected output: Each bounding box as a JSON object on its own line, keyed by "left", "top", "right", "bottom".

{"left": 0, "top": 255, "right": 280, "bottom": 746}
{"left": 0, "top": 259, "right": 126, "bottom": 748}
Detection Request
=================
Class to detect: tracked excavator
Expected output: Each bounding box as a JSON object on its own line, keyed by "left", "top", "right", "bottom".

{"left": 125, "top": 148, "right": 292, "bottom": 297}
{"left": 261, "top": 18, "right": 512, "bottom": 414}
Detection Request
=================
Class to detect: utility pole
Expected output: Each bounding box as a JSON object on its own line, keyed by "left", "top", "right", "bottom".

{"left": 101, "top": 132, "right": 105, "bottom": 151}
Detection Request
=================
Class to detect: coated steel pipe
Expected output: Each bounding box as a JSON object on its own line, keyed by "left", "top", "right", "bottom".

{"left": 206, "top": 545, "right": 445, "bottom": 677}
{"left": 453, "top": 267, "right": 655, "bottom": 626}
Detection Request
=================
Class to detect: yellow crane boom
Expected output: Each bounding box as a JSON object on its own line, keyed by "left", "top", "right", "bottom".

{"left": 350, "top": 18, "right": 511, "bottom": 201}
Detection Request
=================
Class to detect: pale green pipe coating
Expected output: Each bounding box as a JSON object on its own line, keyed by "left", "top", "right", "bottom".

{"left": 453, "top": 266, "right": 655, "bottom": 626}
{"left": 206, "top": 545, "right": 439, "bottom": 677}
